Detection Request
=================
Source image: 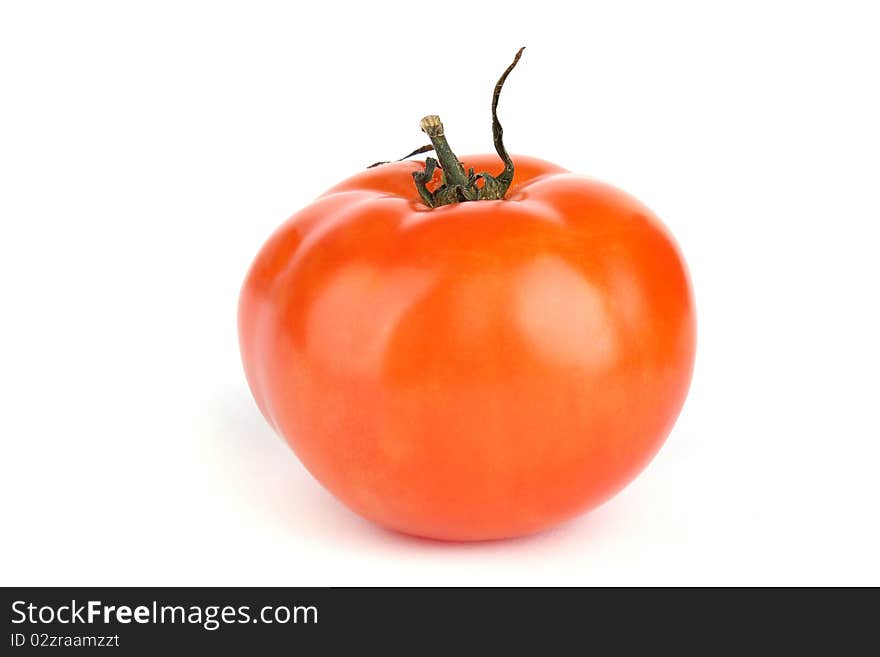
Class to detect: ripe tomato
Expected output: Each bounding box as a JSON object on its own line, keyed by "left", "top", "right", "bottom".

{"left": 238, "top": 153, "right": 696, "bottom": 541}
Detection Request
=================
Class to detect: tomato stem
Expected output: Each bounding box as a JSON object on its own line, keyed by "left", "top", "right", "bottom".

{"left": 411, "top": 47, "right": 525, "bottom": 208}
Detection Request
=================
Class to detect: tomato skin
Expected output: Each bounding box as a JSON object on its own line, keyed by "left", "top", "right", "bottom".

{"left": 239, "top": 155, "right": 696, "bottom": 541}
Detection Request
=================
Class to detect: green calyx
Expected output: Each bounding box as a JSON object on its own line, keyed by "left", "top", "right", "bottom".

{"left": 413, "top": 47, "right": 524, "bottom": 208}
{"left": 369, "top": 48, "right": 526, "bottom": 208}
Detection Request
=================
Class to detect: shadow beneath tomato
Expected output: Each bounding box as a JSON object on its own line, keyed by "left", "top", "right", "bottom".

{"left": 374, "top": 520, "right": 583, "bottom": 550}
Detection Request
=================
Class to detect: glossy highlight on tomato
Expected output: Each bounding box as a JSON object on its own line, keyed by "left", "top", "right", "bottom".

{"left": 238, "top": 154, "right": 696, "bottom": 541}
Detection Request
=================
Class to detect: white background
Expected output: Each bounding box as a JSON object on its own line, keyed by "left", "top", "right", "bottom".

{"left": 2, "top": 1, "right": 878, "bottom": 586}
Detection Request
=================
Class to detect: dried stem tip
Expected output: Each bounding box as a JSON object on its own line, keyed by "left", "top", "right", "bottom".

{"left": 419, "top": 115, "right": 445, "bottom": 138}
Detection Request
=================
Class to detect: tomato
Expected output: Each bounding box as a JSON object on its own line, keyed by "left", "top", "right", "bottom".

{"left": 239, "top": 49, "right": 695, "bottom": 540}
{"left": 238, "top": 152, "right": 696, "bottom": 541}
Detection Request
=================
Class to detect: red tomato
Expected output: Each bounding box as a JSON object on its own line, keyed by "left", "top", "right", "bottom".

{"left": 238, "top": 153, "right": 696, "bottom": 541}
